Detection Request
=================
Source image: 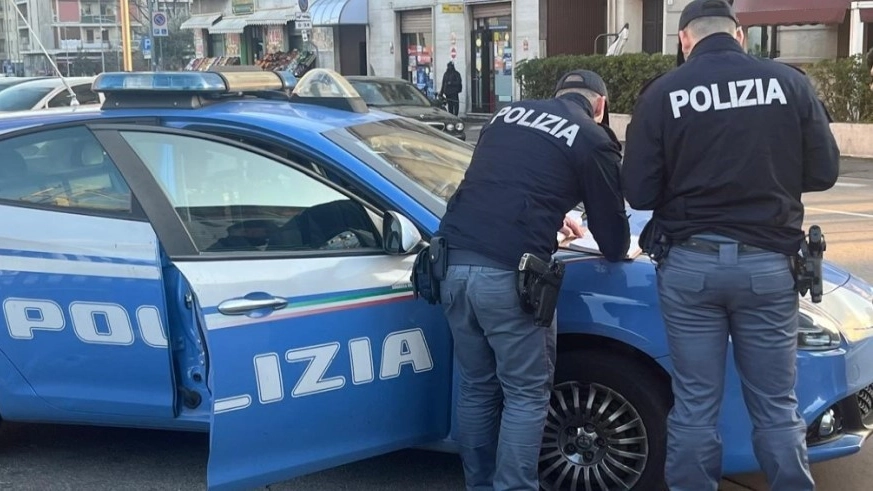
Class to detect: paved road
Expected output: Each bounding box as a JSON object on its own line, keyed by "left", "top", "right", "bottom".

{"left": 1, "top": 158, "right": 872, "bottom": 491}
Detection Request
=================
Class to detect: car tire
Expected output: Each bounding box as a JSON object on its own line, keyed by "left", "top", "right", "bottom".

{"left": 539, "top": 349, "right": 672, "bottom": 491}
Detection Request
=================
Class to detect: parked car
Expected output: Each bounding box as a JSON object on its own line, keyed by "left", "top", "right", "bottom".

{"left": 0, "top": 69, "right": 871, "bottom": 491}
{"left": 346, "top": 75, "right": 467, "bottom": 140}
{"left": 0, "top": 77, "right": 100, "bottom": 112}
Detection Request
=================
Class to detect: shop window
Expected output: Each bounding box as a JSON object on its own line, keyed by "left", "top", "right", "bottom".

{"left": 401, "top": 33, "right": 435, "bottom": 98}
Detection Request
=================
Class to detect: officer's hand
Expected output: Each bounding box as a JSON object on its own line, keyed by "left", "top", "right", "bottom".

{"left": 560, "top": 215, "right": 586, "bottom": 239}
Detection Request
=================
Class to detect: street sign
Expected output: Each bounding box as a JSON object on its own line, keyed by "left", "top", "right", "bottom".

{"left": 142, "top": 38, "right": 152, "bottom": 60}
{"left": 295, "top": 12, "right": 312, "bottom": 30}
{"left": 152, "top": 12, "right": 169, "bottom": 37}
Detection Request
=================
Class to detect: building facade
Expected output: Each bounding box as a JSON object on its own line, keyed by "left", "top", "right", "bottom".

{"left": 182, "top": 0, "right": 366, "bottom": 75}
{"left": 369, "top": 0, "right": 549, "bottom": 116}
{"left": 0, "top": 0, "right": 191, "bottom": 77}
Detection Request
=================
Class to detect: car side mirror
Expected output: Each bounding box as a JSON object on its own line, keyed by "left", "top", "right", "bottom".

{"left": 383, "top": 211, "right": 425, "bottom": 255}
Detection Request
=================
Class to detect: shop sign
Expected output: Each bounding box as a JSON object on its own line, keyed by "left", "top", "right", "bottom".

{"left": 232, "top": 0, "right": 254, "bottom": 15}
{"left": 442, "top": 3, "right": 464, "bottom": 14}
{"left": 267, "top": 26, "right": 284, "bottom": 53}
{"left": 226, "top": 33, "right": 241, "bottom": 56}
{"left": 194, "top": 30, "right": 204, "bottom": 58}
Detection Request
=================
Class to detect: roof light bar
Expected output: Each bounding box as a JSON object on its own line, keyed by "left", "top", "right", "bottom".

{"left": 92, "top": 71, "right": 293, "bottom": 95}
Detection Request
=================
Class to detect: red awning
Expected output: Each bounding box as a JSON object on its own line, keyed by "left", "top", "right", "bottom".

{"left": 733, "top": 0, "right": 851, "bottom": 26}
{"left": 861, "top": 8, "right": 873, "bottom": 23}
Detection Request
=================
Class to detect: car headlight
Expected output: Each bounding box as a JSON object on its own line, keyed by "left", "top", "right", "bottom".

{"left": 456, "top": 122, "right": 465, "bottom": 131}
{"left": 798, "top": 306, "right": 842, "bottom": 351}
{"left": 446, "top": 123, "right": 455, "bottom": 131}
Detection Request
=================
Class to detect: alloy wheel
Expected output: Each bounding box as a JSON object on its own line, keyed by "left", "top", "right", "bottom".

{"left": 539, "top": 381, "right": 649, "bottom": 491}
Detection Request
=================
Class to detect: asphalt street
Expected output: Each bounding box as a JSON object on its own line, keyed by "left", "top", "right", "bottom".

{"left": 1, "top": 127, "right": 872, "bottom": 489}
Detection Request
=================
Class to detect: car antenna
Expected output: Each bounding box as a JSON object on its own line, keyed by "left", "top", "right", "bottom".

{"left": 6, "top": 0, "right": 79, "bottom": 106}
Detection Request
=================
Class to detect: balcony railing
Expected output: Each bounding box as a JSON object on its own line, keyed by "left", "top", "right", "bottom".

{"left": 60, "top": 39, "right": 111, "bottom": 50}
{"left": 79, "top": 14, "right": 117, "bottom": 24}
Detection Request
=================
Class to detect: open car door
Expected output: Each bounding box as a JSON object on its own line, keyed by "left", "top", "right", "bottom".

{"left": 101, "top": 126, "right": 453, "bottom": 491}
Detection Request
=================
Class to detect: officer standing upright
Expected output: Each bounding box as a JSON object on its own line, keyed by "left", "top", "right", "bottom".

{"left": 436, "top": 70, "right": 630, "bottom": 490}
{"left": 621, "top": 1, "right": 840, "bottom": 490}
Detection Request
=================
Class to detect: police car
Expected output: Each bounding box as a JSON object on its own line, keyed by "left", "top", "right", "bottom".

{"left": 0, "top": 69, "right": 871, "bottom": 491}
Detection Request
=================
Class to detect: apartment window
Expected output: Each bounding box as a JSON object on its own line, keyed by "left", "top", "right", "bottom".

{"left": 86, "top": 30, "right": 94, "bottom": 43}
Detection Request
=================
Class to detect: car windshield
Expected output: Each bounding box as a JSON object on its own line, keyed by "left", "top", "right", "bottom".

{"left": 0, "top": 83, "right": 54, "bottom": 111}
{"left": 349, "top": 79, "right": 431, "bottom": 107}
{"left": 331, "top": 118, "right": 472, "bottom": 216}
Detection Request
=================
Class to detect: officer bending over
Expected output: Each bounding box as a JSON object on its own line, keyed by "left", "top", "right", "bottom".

{"left": 435, "top": 70, "right": 630, "bottom": 491}
{"left": 621, "top": 1, "right": 840, "bottom": 490}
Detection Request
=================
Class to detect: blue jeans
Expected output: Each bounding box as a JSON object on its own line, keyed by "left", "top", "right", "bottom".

{"left": 657, "top": 238, "right": 814, "bottom": 491}
{"left": 440, "top": 264, "right": 557, "bottom": 491}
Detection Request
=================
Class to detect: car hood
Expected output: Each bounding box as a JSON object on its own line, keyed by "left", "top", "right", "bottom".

{"left": 375, "top": 105, "right": 461, "bottom": 123}
{"left": 621, "top": 208, "right": 850, "bottom": 294}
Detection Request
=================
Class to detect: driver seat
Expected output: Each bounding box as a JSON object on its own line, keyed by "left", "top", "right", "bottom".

{"left": 282, "top": 199, "right": 380, "bottom": 249}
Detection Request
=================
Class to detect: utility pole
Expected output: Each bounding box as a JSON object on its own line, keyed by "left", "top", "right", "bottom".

{"left": 98, "top": 0, "right": 105, "bottom": 73}
{"left": 146, "top": 0, "right": 155, "bottom": 70}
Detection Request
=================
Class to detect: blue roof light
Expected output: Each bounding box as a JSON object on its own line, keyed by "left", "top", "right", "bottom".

{"left": 93, "top": 72, "right": 228, "bottom": 93}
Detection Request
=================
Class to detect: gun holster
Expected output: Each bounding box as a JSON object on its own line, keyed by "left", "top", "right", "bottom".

{"left": 517, "top": 253, "right": 566, "bottom": 327}
{"left": 411, "top": 236, "right": 449, "bottom": 305}
{"left": 793, "top": 225, "right": 826, "bottom": 303}
{"left": 639, "top": 219, "right": 671, "bottom": 265}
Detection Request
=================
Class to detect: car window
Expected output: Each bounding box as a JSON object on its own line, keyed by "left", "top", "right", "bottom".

{"left": 0, "top": 126, "right": 132, "bottom": 213}
{"left": 72, "top": 83, "right": 100, "bottom": 105}
{"left": 342, "top": 118, "right": 472, "bottom": 202}
{"left": 349, "top": 80, "right": 430, "bottom": 107}
{"left": 47, "top": 83, "right": 96, "bottom": 107}
{"left": 119, "top": 131, "right": 384, "bottom": 253}
{"left": 0, "top": 84, "right": 54, "bottom": 111}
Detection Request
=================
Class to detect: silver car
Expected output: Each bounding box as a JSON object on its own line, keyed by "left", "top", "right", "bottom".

{"left": 0, "top": 77, "right": 101, "bottom": 112}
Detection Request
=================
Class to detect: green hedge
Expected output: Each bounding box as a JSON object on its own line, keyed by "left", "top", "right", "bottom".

{"left": 515, "top": 52, "right": 873, "bottom": 123}
{"left": 806, "top": 54, "right": 873, "bottom": 123}
{"left": 514, "top": 53, "right": 675, "bottom": 114}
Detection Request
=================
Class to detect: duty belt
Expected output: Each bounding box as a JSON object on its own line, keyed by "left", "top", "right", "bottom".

{"left": 678, "top": 238, "right": 768, "bottom": 254}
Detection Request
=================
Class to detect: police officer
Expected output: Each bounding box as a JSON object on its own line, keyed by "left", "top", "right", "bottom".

{"left": 437, "top": 70, "right": 630, "bottom": 490}
{"left": 620, "top": 1, "right": 840, "bottom": 490}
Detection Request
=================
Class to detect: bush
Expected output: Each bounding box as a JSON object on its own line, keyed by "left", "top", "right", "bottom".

{"left": 806, "top": 54, "right": 873, "bottom": 123}
{"left": 514, "top": 53, "right": 675, "bottom": 114}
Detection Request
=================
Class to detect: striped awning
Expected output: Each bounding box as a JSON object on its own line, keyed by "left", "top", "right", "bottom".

{"left": 310, "top": 0, "right": 368, "bottom": 26}
{"left": 246, "top": 7, "right": 299, "bottom": 26}
{"left": 208, "top": 16, "right": 251, "bottom": 34}
{"left": 180, "top": 13, "right": 222, "bottom": 30}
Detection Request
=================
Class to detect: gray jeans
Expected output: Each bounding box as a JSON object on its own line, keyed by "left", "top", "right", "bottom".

{"left": 440, "top": 264, "right": 557, "bottom": 491}
{"left": 657, "top": 240, "right": 814, "bottom": 491}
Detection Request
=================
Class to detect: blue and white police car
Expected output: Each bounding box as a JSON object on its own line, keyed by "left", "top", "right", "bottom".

{"left": 0, "top": 69, "right": 871, "bottom": 491}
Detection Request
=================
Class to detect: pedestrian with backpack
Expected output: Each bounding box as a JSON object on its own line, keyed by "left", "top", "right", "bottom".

{"left": 440, "top": 61, "right": 463, "bottom": 116}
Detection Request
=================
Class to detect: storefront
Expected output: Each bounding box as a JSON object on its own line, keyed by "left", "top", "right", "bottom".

{"left": 470, "top": 2, "right": 512, "bottom": 114}
{"left": 208, "top": 16, "right": 250, "bottom": 61}
{"left": 400, "top": 8, "right": 435, "bottom": 97}
{"left": 179, "top": 12, "right": 223, "bottom": 59}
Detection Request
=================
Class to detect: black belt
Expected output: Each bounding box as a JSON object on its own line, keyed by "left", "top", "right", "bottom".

{"left": 447, "top": 248, "right": 516, "bottom": 270}
{"left": 678, "top": 238, "right": 768, "bottom": 254}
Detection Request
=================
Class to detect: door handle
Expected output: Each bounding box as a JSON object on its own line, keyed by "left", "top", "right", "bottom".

{"left": 218, "top": 296, "right": 289, "bottom": 315}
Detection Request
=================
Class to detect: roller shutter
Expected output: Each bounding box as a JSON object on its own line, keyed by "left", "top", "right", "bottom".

{"left": 400, "top": 9, "right": 432, "bottom": 34}
{"left": 471, "top": 2, "right": 512, "bottom": 18}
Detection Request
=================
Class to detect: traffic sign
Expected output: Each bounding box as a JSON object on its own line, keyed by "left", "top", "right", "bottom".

{"left": 450, "top": 47, "right": 457, "bottom": 60}
{"left": 295, "top": 12, "right": 312, "bottom": 30}
{"left": 152, "top": 12, "right": 169, "bottom": 37}
{"left": 142, "top": 38, "right": 152, "bottom": 60}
